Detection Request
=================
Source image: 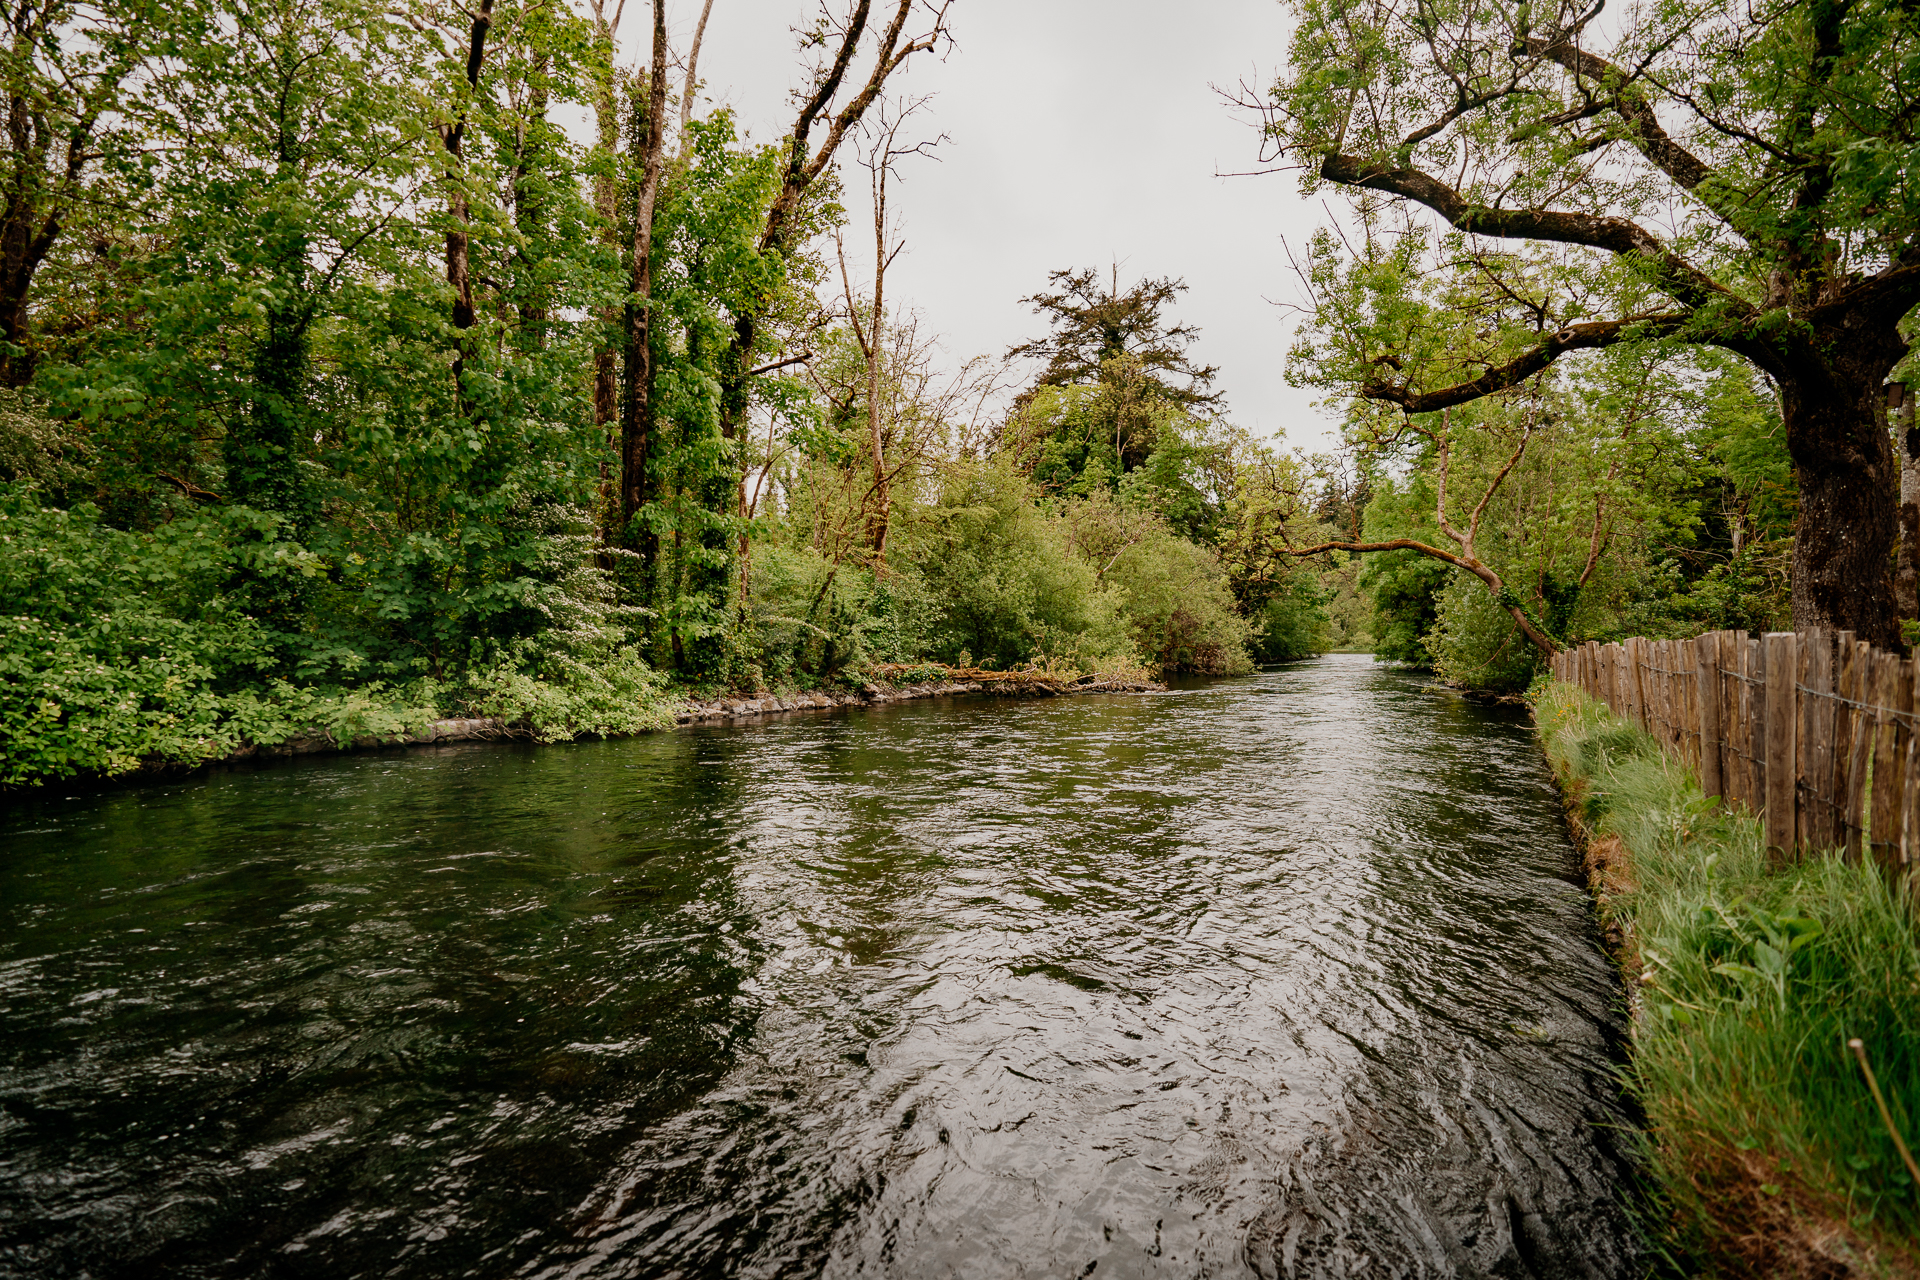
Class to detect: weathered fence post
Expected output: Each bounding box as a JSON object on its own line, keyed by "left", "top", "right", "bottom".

{"left": 1831, "top": 631, "right": 1856, "bottom": 853}
{"left": 1723, "top": 631, "right": 1747, "bottom": 811}
{"left": 1630, "top": 637, "right": 1652, "bottom": 732}
{"left": 1869, "top": 652, "right": 1910, "bottom": 872}
{"left": 1799, "top": 630, "right": 1837, "bottom": 849}
{"left": 1696, "top": 632, "right": 1723, "bottom": 799}
{"left": 1843, "top": 639, "right": 1873, "bottom": 860}
{"left": 1899, "top": 659, "right": 1920, "bottom": 891}
{"left": 1747, "top": 635, "right": 1766, "bottom": 818}
{"left": 1686, "top": 639, "right": 1705, "bottom": 775}
{"left": 1661, "top": 640, "right": 1678, "bottom": 753}
{"left": 1764, "top": 632, "right": 1797, "bottom": 865}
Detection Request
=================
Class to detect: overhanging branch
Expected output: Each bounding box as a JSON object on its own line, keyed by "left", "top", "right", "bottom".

{"left": 1284, "top": 537, "right": 1561, "bottom": 655}
{"left": 1360, "top": 311, "right": 1687, "bottom": 412}
{"left": 1318, "top": 152, "right": 1745, "bottom": 313}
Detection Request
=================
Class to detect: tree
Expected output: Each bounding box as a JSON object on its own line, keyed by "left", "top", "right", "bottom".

{"left": 1003, "top": 269, "right": 1229, "bottom": 489}
{"left": 0, "top": 0, "right": 147, "bottom": 388}
{"left": 1009, "top": 267, "right": 1221, "bottom": 410}
{"left": 1262, "top": 0, "right": 1920, "bottom": 647}
{"left": 678, "top": 0, "right": 948, "bottom": 674}
{"left": 840, "top": 94, "right": 942, "bottom": 560}
{"left": 617, "top": 0, "right": 668, "bottom": 581}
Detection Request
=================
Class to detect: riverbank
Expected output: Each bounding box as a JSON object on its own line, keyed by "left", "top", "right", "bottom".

{"left": 192, "top": 668, "right": 1166, "bottom": 769}
{"left": 1533, "top": 682, "right": 1920, "bottom": 1277}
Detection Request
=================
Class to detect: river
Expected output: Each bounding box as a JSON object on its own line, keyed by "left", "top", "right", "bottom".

{"left": 0, "top": 656, "right": 1638, "bottom": 1278}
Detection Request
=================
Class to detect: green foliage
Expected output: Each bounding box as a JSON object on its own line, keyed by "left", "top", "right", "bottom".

{"left": 466, "top": 642, "right": 673, "bottom": 743}
{"left": 0, "top": 484, "right": 383, "bottom": 781}
{"left": 741, "top": 545, "right": 938, "bottom": 686}
{"left": 1315, "top": 337, "right": 1795, "bottom": 686}
{"left": 5, "top": 2, "right": 1313, "bottom": 785}
{"left": 1362, "top": 555, "right": 1446, "bottom": 664}
{"left": 911, "top": 463, "right": 1133, "bottom": 671}
{"left": 1008, "top": 268, "right": 1220, "bottom": 410}
{"left": 1537, "top": 685, "right": 1920, "bottom": 1267}
{"left": 0, "top": 482, "right": 673, "bottom": 783}
{"left": 0, "top": 390, "right": 89, "bottom": 497}
{"left": 1427, "top": 571, "right": 1540, "bottom": 692}
{"left": 1358, "top": 474, "right": 1451, "bottom": 664}
{"left": 1105, "top": 529, "right": 1255, "bottom": 674}
{"left": 1252, "top": 575, "right": 1331, "bottom": 662}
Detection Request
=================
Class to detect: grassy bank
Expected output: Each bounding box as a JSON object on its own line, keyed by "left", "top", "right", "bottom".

{"left": 1534, "top": 682, "right": 1920, "bottom": 1276}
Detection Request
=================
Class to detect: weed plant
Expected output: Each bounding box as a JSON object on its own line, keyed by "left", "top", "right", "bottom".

{"left": 1535, "top": 683, "right": 1920, "bottom": 1274}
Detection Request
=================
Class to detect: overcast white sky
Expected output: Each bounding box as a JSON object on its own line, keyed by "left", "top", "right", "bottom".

{"left": 624, "top": 0, "right": 1341, "bottom": 451}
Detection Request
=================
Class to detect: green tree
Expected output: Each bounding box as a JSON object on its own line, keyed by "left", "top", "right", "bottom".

{"left": 1009, "top": 267, "right": 1221, "bottom": 409}
{"left": 0, "top": 0, "right": 149, "bottom": 387}
{"left": 1265, "top": 0, "right": 1920, "bottom": 647}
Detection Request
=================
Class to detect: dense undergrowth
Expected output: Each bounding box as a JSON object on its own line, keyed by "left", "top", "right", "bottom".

{"left": 1534, "top": 682, "right": 1920, "bottom": 1277}
{"left": 1, "top": 457, "right": 1282, "bottom": 786}
{"left": 0, "top": 482, "right": 680, "bottom": 786}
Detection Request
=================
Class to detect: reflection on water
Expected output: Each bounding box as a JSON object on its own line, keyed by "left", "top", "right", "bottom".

{"left": 0, "top": 656, "right": 1637, "bottom": 1278}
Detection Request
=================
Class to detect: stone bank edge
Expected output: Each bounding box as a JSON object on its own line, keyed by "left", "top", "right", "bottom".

{"left": 228, "top": 674, "right": 1167, "bottom": 761}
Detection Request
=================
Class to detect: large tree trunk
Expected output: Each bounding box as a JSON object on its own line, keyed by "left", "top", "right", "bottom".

{"left": 618, "top": 3, "right": 669, "bottom": 606}
{"left": 1781, "top": 340, "right": 1905, "bottom": 650}
{"left": 0, "top": 196, "right": 58, "bottom": 388}
{"left": 230, "top": 294, "right": 309, "bottom": 516}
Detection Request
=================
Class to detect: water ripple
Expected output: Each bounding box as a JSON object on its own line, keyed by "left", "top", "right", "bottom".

{"left": 0, "top": 657, "right": 1636, "bottom": 1279}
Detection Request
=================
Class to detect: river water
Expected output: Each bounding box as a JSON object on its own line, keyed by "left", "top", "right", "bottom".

{"left": 0, "top": 656, "right": 1638, "bottom": 1278}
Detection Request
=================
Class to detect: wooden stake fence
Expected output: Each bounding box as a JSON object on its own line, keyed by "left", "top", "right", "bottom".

{"left": 1550, "top": 629, "right": 1920, "bottom": 894}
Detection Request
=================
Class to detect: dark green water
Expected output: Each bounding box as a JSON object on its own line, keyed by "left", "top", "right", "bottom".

{"left": 0, "top": 656, "right": 1636, "bottom": 1278}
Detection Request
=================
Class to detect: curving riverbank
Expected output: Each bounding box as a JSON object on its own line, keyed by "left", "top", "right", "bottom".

{"left": 223, "top": 672, "right": 1167, "bottom": 764}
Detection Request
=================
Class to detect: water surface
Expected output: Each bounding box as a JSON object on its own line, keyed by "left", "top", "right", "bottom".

{"left": 0, "top": 656, "right": 1636, "bottom": 1278}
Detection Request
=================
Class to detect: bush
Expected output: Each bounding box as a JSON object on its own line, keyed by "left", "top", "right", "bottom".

{"left": 911, "top": 462, "right": 1134, "bottom": 670}
{"left": 0, "top": 485, "right": 284, "bottom": 782}
{"left": 742, "top": 545, "right": 939, "bottom": 685}
{"left": 1106, "top": 529, "right": 1254, "bottom": 674}
{"left": 1361, "top": 546, "right": 1449, "bottom": 665}
{"left": 1427, "top": 570, "right": 1541, "bottom": 692}
{"left": 0, "top": 483, "right": 674, "bottom": 784}
{"left": 1252, "top": 576, "right": 1331, "bottom": 662}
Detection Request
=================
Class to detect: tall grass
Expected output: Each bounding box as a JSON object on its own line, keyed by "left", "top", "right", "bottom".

{"left": 1535, "top": 683, "right": 1920, "bottom": 1276}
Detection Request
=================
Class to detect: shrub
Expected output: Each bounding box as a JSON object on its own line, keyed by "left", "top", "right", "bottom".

{"left": 1105, "top": 529, "right": 1254, "bottom": 674}
{"left": 742, "top": 545, "right": 939, "bottom": 685}
{"left": 1252, "top": 576, "right": 1331, "bottom": 663}
{"left": 0, "top": 483, "right": 674, "bottom": 784}
{"left": 1427, "top": 570, "right": 1541, "bottom": 692}
{"left": 1361, "top": 546, "right": 1449, "bottom": 665}
{"left": 911, "top": 462, "right": 1133, "bottom": 671}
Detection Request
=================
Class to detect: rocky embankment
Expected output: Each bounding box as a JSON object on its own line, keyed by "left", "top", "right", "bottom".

{"left": 231, "top": 672, "right": 1164, "bottom": 761}
{"left": 676, "top": 673, "right": 1162, "bottom": 724}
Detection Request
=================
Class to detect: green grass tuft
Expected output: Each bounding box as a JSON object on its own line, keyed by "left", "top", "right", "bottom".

{"left": 1535, "top": 683, "right": 1920, "bottom": 1277}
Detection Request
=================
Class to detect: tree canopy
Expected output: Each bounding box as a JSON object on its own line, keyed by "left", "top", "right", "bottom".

{"left": 1008, "top": 267, "right": 1221, "bottom": 409}
{"left": 1265, "top": 0, "right": 1920, "bottom": 647}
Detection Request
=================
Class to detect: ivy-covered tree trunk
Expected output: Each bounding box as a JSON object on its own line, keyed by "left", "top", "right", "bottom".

{"left": 228, "top": 290, "right": 310, "bottom": 517}
{"left": 1893, "top": 385, "right": 1919, "bottom": 622}
{"left": 618, "top": 3, "right": 669, "bottom": 616}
